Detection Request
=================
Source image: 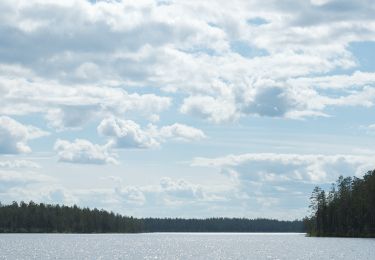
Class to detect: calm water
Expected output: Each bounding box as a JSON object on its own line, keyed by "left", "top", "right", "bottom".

{"left": 0, "top": 233, "right": 374, "bottom": 259}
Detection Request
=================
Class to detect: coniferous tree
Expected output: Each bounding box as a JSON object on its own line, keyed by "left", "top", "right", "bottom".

{"left": 305, "top": 170, "right": 375, "bottom": 237}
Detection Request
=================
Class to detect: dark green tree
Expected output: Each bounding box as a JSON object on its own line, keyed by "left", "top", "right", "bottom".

{"left": 305, "top": 170, "right": 375, "bottom": 237}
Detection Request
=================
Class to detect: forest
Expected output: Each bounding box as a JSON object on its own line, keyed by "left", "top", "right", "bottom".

{"left": 0, "top": 201, "right": 304, "bottom": 233}
{"left": 142, "top": 217, "right": 303, "bottom": 232}
{"left": 304, "top": 169, "right": 375, "bottom": 237}
{"left": 0, "top": 201, "right": 142, "bottom": 233}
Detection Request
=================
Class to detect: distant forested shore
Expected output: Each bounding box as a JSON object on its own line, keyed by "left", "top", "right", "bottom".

{"left": 0, "top": 201, "right": 303, "bottom": 233}
{"left": 304, "top": 169, "right": 375, "bottom": 237}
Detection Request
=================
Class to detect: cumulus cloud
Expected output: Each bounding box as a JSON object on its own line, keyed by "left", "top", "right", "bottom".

{"left": 45, "top": 105, "right": 99, "bottom": 131}
{"left": 0, "top": 0, "right": 374, "bottom": 126}
{"left": 98, "top": 117, "right": 206, "bottom": 149}
{"left": 181, "top": 96, "right": 237, "bottom": 123}
{"left": 241, "top": 87, "right": 294, "bottom": 117}
{"left": 0, "top": 72, "right": 171, "bottom": 130}
{"left": 0, "top": 116, "right": 49, "bottom": 154}
{"left": 54, "top": 139, "right": 118, "bottom": 165}
{"left": 97, "top": 117, "right": 159, "bottom": 149}
{"left": 49, "top": 118, "right": 206, "bottom": 165}
{"left": 159, "top": 123, "right": 206, "bottom": 141}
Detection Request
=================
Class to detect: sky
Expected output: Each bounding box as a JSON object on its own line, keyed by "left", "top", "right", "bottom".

{"left": 1, "top": 0, "right": 375, "bottom": 220}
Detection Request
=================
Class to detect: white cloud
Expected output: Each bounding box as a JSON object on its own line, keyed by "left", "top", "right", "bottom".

{"left": 192, "top": 153, "right": 375, "bottom": 183}
{"left": 190, "top": 152, "right": 375, "bottom": 217}
{"left": 159, "top": 177, "right": 205, "bottom": 200}
{"left": 0, "top": 116, "right": 49, "bottom": 154}
{"left": 181, "top": 95, "right": 237, "bottom": 123}
{"left": 109, "top": 176, "right": 227, "bottom": 211}
{"left": 45, "top": 105, "right": 99, "bottom": 131}
{"left": 54, "top": 139, "right": 118, "bottom": 165}
{"left": 0, "top": 185, "right": 77, "bottom": 206}
{"left": 0, "top": 170, "right": 53, "bottom": 193}
{"left": 0, "top": 167, "right": 306, "bottom": 219}
{"left": 288, "top": 71, "right": 375, "bottom": 90}
{"left": 364, "top": 124, "right": 375, "bottom": 130}
{"left": 241, "top": 86, "right": 294, "bottom": 117}
{"left": 0, "top": 72, "right": 171, "bottom": 130}
{"left": 159, "top": 123, "right": 206, "bottom": 141}
{"left": 115, "top": 186, "right": 146, "bottom": 205}
{"left": 0, "top": 0, "right": 374, "bottom": 125}
{"left": 98, "top": 117, "right": 206, "bottom": 149}
{"left": 0, "top": 160, "right": 40, "bottom": 169}
{"left": 2, "top": 0, "right": 375, "bottom": 220}
{"left": 97, "top": 117, "right": 159, "bottom": 149}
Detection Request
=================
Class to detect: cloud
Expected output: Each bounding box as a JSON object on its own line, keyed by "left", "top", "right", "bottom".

{"left": 159, "top": 123, "right": 206, "bottom": 141}
{"left": 0, "top": 0, "right": 374, "bottom": 126}
{"left": 159, "top": 177, "right": 205, "bottom": 200}
{"left": 0, "top": 174, "right": 231, "bottom": 217}
{"left": 78, "top": 175, "right": 304, "bottom": 218}
{"left": 0, "top": 170, "right": 53, "bottom": 193}
{"left": 0, "top": 116, "right": 49, "bottom": 154}
{"left": 192, "top": 153, "right": 375, "bottom": 183}
{"left": 0, "top": 160, "right": 40, "bottom": 169}
{"left": 97, "top": 117, "right": 159, "bottom": 149}
{"left": 45, "top": 105, "right": 99, "bottom": 131}
{"left": 54, "top": 139, "right": 118, "bottom": 165}
{"left": 190, "top": 152, "right": 375, "bottom": 217}
{"left": 241, "top": 87, "right": 294, "bottom": 117}
{"left": 0, "top": 0, "right": 227, "bottom": 84}
{"left": 110, "top": 176, "right": 225, "bottom": 211}
{"left": 0, "top": 167, "right": 307, "bottom": 219}
{"left": 288, "top": 71, "right": 375, "bottom": 90}
{"left": 2, "top": 0, "right": 375, "bottom": 220}
{"left": 115, "top": 186, "right": 146, "bottom": 205}
{"left": 181, "top": 95, "right": 237, "bottom": 123}
{"left": 0, "top": 71, "right": 171, "bottom": 129}
{"left": 98, "top": 117, "right": 206, "bottom": 149}
{"left": 0, "top": 184, "right": 77, "bottom": 206}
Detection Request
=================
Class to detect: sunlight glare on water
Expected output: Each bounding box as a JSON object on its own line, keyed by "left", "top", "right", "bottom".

{"left": 0, "top": 233, "right": 374, "bottom": 260}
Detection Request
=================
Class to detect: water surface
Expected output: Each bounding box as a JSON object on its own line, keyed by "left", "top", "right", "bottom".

{"left": 0, "top": 233, "right": 374, "bottom": 259}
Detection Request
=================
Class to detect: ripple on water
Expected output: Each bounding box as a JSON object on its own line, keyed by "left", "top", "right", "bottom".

{"left": 0, "top": 233, "right": 374, "bottom": 260}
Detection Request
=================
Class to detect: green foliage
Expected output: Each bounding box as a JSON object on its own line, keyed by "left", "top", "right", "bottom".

{"left": 0, "top": 201, "right": 304, "bottom": 233}
{"left": 0, "top": 202, "right": 142, "bottom": 233}
{"left": 305, "top": 170, "right": 375, "bottom": 237}
{"left": 142, "top": 218, "right": 304, "bottom": 232}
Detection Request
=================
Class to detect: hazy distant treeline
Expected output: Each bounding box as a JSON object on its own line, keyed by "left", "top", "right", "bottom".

{"left": 0, "top": 201, "right": 304, "bottom": 233}
{"left": 304, "top": 170, "right": 375, "bottom": 237}
{"left": 142, "top": 218, "right": 304, "bottom": 232}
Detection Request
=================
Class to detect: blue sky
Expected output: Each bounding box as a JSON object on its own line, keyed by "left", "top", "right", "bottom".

{"left": 1, "top": 0, "right": 375, "bottom": 219}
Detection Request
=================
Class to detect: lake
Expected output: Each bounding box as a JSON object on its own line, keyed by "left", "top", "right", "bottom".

{"left": 0, "top": 233, "right": 374, "bottom": 259}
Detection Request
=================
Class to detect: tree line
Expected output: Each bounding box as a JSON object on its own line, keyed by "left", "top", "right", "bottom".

{"left": 0, "top": 201, "right": 142, "bottom": 233}
{"left": 0, "top": 201, "right": 304, "bottom": 233}
{"left": 142, "top": 217, "right": 303, "bottom": 232}
{"left": 304, "top": 169, "right": 375, "bottom": 237}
